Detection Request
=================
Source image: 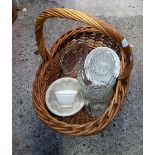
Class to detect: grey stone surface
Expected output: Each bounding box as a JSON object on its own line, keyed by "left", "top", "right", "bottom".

{"left": 13, "top": 0, "right": 143, "bottom": 154}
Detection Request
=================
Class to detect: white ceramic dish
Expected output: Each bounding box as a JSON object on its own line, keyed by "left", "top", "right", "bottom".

{"left": 84, "top": 47, "right": 120, "bottom": 84}
{"left": 45, "top": 77, "right": 84, "bottom": 117}
{"left": 55, "top": 90, "right": 78, "bottom": 107}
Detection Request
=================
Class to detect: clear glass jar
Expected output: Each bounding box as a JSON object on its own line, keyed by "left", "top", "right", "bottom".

{"left": 77, "top": 67, "right": 116, "bottom": 117}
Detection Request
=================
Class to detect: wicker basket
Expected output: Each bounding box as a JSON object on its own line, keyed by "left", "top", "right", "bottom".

{"left": 33, "top": 8, "right": 133, "bottom": 136}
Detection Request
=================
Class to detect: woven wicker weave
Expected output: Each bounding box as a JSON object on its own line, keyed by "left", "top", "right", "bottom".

{"left": 33, "top": 8, "right": 133, "bottom": 136}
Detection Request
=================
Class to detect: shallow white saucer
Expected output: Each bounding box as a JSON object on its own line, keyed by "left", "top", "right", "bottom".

{"left": 45, "top": 77, "right": 85, "bottom": 117}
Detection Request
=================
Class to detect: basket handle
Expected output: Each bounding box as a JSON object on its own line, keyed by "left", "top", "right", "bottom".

{"left": 35, "top": 8, "right": 126, "bottom": 62}
{"left": 35, "top": 8, "right": 132, "bottom": 79}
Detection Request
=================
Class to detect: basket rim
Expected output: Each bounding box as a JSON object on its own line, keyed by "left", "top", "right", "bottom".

{"left": 33, "top": 26, "right": 131, "bottom": 136}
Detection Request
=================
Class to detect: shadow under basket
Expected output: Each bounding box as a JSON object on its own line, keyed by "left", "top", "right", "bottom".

{"left": 32, "top": 8, "right": 133, "bottom": 136}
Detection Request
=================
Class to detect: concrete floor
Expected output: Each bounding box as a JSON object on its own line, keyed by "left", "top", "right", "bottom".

{"left": 12, "top": 0, "right": 143, "bottom": 154}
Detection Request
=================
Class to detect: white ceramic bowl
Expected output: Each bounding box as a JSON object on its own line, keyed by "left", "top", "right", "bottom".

{"left": 84, "top": 47, "right": 120, "bottom": 84}
{"left": 55, "top": 90, "right": 78, "bottom": 107}
{"left": 45, "top": 77, "right": 85, "bottom": 117}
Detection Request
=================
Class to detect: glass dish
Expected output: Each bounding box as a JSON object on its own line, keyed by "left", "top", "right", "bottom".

{"left": 60, "top": 41, "right": 91, "bottom": 78}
